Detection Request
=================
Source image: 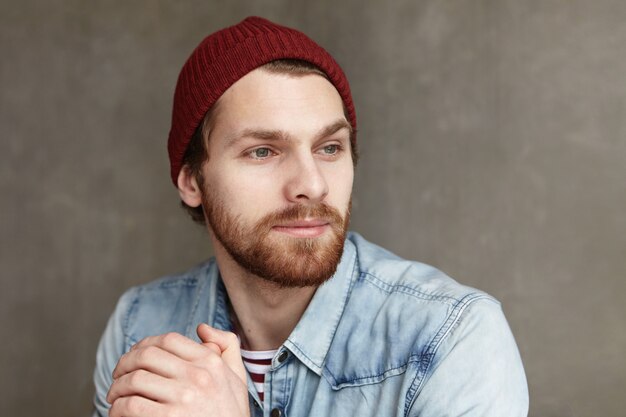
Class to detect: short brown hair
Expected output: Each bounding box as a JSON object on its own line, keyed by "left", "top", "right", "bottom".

{"left": 180, "top": 59, "right": 358, "bottom": 225}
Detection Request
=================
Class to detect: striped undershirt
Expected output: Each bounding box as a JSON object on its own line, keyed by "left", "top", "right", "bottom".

{"left": 240, "top": 348, "right": 277, "bottom": 402}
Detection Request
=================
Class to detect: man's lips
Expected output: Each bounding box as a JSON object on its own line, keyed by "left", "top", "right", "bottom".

{"left": 272, "top": 219, "right": 330, "bottom": 238}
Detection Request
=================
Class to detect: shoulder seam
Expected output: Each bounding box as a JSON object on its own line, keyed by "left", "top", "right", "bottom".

{"left": 144, "top": 275, "right": 200, "bottom": 289}
{"left": 361, "top": 271, "right": 470, "bottom": 304}
{"left": 403, "top": 294, "right": 497, "bottom": 416}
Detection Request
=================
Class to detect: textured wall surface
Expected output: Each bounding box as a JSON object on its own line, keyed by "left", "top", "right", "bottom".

{"left": 1, "top": 1, "right": 624, "bottom": 416}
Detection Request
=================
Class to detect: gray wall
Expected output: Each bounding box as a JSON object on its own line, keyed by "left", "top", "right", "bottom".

{"left": 1, "top": 1, "right": 624, "bottom": 416}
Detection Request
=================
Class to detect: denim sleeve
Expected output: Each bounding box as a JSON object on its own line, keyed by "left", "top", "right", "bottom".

{"left": 408, "top": 298, "right": 529, "bottom": 417}
{"left": 92, "top": 288, "right": 137, "bottom": 417}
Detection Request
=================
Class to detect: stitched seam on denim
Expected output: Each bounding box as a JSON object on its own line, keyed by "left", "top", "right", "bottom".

{"left": 123, "top": 286, "right": 142, "bottom": 347}
{"left": 287, "top": 245, "right": 359, "bottom": 380}
{"left": 154, "top": 276, "right": 198, "bottom": 289}
{"left": 265, "top": 370, "right": 272, "bottom": 407}
{"left": 184, "top": 274, "right": 205, "bottom": 337}
{"left": 278, "top": 363, "right": 290, "bottom": 410}
{"left": 287, "top": 341, "right": 322, "bottom": 376}
{"left": 324, "top": 244, "right": 360, "bottom": 367}
{"left": 405, "top": 294, "right": 484, "bottom": 414}
{"left": 362, "top": 272, "right": 459, "bottom": 303}
{"left": 324, "top": 359, "right": 416, "bottom": 389}
{"left": 283, "top": 361, "right": 294, "bottom": 414}
{"left": 322, "top": 253, "right": 466, "bottom": 388}
{"left": 349, "top": 246, "right": 362, "bottom": 287}
{"left": 322, "top": 248, "right": 361, "bottom": 381}
{"left": 403, "top": 294, "right": 495, "bottom": 417}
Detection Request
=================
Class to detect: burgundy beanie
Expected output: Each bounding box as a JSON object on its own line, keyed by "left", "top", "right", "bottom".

{"left": 167, "top": 16, "right": 357, "bottom": 185}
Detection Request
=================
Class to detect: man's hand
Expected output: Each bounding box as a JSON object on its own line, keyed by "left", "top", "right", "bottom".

{"left": 106, "top": 324, "right": 250, "bottom": 417}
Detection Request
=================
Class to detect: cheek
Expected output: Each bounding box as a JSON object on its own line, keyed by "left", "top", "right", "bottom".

{"left": 213, "top": 173, "right": 281, "bottom": 218}
{"left": 327, "top": 164, "right": 354, "bottom": 207}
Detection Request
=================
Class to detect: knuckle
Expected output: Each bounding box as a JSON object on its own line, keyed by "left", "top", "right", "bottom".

{"left": 132, "top": 337, "right": 149, "bottom": 350}
{"left": 179, "top": 386, "right": 196, "bottom": 405}
{"left": 111, "top": 396, "right": 142, "bottom": 416}
{"left": 128, "top": 369, "right": 146, "bottom": 386}
{"left": 125, "top": 396, "right": 143, "bottom": 414}
{"left": 161, "top": 332, "right": 182, "bottom": 347}
{"left": 137, "top": 345, "right": 159, "bottom": 363}
{"left": 189, "top": 367, "right": 212, "bottom": 388}
{"left": 117, "top": 350, "right": 130, "bottom": 366}
{"left": 112, "top": 351, "right": 130, "bottom": 378}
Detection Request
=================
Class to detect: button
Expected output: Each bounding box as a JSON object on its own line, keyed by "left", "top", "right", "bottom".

{"left": 252, "top": 400, "right": 261, "bottom": 408}
{"left": 277, "top": 350, "right": 289, "bottom": 363}
{"left": 270, "top": 408, "right": 282, "bottom": 417}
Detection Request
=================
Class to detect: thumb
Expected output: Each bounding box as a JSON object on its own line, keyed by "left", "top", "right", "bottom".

{"left": 202, "top": 341, "right": 222, "bottom": 355}
{"left": 197, "top": 324, "right": 247, "bottom": 384}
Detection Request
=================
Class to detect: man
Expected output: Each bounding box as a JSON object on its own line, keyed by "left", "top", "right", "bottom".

{"left": 93, "top": 16, "right": 528, "bottom": 417}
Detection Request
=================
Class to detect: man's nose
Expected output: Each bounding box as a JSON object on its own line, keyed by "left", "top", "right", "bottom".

{"left": 283, "top": 153, "right": 329, "bottom": 204}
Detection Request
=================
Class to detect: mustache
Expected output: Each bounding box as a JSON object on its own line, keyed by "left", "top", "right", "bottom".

{"left": 255, "top": 203, "right": 345, "bottom": 232}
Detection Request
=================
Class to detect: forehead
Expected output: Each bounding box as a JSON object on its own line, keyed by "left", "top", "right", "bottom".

{"left": 210, "top": 68, "right": 347, "bottom": 137}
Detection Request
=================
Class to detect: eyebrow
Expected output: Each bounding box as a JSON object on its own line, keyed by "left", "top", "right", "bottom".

{"left": 225, "top": 119, "right": 352, "bottom": 147}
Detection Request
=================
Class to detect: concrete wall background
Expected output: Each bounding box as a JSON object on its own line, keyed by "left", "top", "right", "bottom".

{"left": 1, "top": 1, "right": 624, "bottom": 416}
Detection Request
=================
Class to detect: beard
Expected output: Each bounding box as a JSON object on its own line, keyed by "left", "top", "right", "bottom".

{"left": 202, "top": 192, "right": 350, "bottom": 288}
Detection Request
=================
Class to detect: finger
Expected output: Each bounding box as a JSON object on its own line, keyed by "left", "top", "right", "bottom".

{"left": 113, "top": 344, "right": 191, "bottom": 379}
{"left": 197, "top": 324, "right": 247, "bottom": 384}
{"left": 107, "top": 369, "right": 180, "bottom": 405}
{"left": 131, "top": 332, "right": 209, "bottom": 361}
{"left": 115, "top": 332, "right": 217, "bottom": 379}
{"left": 203, "top": 341, "right": 222, "bottom": 355}
{"left": 109, "top": 395, "right": 161, "bottom": 417}
{"left": 196, "top": 324, "right": 240, "bottom": 354}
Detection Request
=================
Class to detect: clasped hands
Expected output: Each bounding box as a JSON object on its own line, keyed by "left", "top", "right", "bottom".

{"left": 106, "top": 324, "right": 250, "bottom": 417}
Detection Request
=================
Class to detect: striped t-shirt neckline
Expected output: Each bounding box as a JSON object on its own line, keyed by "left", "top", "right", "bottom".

{"left": 240, "top": 348, "right": 277, "bottom": 402}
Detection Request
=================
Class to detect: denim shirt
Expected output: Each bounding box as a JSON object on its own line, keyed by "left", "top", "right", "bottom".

{"left": 93, "top": 232, "right": 528, "bottom": 417}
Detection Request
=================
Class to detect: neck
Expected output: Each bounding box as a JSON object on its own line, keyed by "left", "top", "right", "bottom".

{"left": 212, "top": 241, "right": 318, "bottom": 351}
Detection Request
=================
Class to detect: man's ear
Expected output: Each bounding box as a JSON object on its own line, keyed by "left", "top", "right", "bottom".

{"left": 177, "top": 167, "right": 203, "bottom": 207}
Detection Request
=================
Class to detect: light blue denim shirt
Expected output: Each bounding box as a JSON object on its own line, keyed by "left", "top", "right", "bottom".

{"left": 93, "top": 232, "right": 528, "bottom": 417}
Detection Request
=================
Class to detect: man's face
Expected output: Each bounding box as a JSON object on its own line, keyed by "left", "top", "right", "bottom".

{"left": 199, "top": 68, "right": 354, "bottom": 288}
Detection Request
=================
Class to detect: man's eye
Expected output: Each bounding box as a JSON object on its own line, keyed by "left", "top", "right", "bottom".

{"left": 322, "top": 144, "right": 340, "bottom": 155}
{"left": 248, "top": 148, "right": 273, "bottom": 159}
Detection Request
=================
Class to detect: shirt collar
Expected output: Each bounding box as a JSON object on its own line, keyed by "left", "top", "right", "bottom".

{"left": 184, "top": 260, "right": 233, "bottom": 342}
{"left": 184, "top": 236, "right": 359, "bottom": 376}
{"left": 283, "top": 236, "right": 359, "bottom": 375}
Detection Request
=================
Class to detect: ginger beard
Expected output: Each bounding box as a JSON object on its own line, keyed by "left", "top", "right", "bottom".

{"left": 202, "top": 191, "right": 350, "bottom": 288}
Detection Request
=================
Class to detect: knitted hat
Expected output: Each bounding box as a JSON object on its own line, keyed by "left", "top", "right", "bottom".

{"left": 167, "top": 16, "right": 357, "bottom": 185}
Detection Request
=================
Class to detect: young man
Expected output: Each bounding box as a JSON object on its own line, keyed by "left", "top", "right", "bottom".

{"left": 93, "top": 16, "right": 528, "bottom": 417}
